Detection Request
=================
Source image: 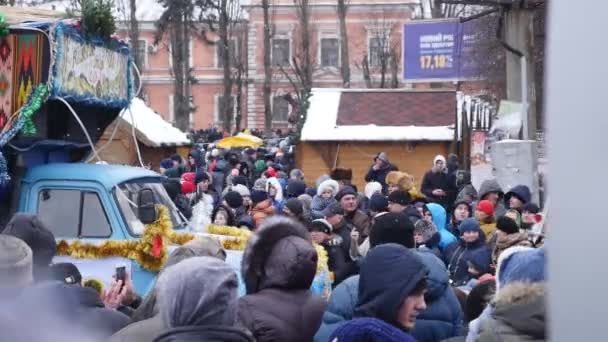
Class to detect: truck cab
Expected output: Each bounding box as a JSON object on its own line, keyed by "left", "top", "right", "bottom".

{"left": 17, "top": 163, "right": 187, "bottom": 294}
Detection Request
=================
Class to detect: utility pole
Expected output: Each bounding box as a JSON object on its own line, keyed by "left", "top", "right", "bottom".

{"left": 502, "top": 7, "right": 537, "bottom": 140}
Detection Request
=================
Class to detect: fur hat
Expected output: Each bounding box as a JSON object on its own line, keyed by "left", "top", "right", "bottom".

{"left": 370, "top": 212, "right": 415, "bottom": 249}
{"left": 309, "top": 219, "right": 332, "bottom": 235}
{"left": 241, "top": 217, "right": 313, "bottom": 294}
{"left": 387, "top": 190, "right": 411, "bottom": 206}
{"left": 231, "top": 184, "right": 251, "bottom": 198}
{"left": 364, "top": 182, "right": 383, "bottom": 200}
{"left": 433, "top": 155, "right": 447, "bottom": 165}
{"left": 496, "top": 216, "right": 519, "bottom": 235}
{"left": 317, "top": 179, "right": 340, "bottom": 197}
{"left": 369, "top": 193, "right": 388, "bottom": 213}
{"left": 0, "top": 235, "right": 33, "bottom": 289}
{"left": 385, "top": 171, "right": 414, "bottom": 192}
{"left": 414, "top": 219, "right": 437, "bottom": 243}
{"left": 330, "top": 167, "right": 353, "bottom": 182}
{"left": 223, "top": 191, "right": 243, "bottom": 209}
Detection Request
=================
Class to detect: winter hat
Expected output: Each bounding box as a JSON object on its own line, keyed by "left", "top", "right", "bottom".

{"left": 505, "top": 185, "right": 532, "bottom": 205}
{"left": 433, "top": 154, "right": 447, "bottom": 165}
{"left": 330, "top": 318, "right": 418, "bottom": 342}
{"left": 323, "top": 202, "right": 345, "bottom": 218}
{"left": 224, "top": 191, "right": 244, "bottom": 209}
{"left": 254, "top": 160, "right": 266, "bottom": 173}
{"left": 290, "top": 169, "right": 304, "bottom": 180}
{"left": 231, "top": 184, "right": 251, "bottom": 199}
{"left": 476, "top": 200, "right": 495, "bottom": 217}
{"left": 194, "top": 171, "right": 211, "bottom": 184}
{"left": 385, "top": 171, "right": 414, "bottom": 192}
{"left": 522, "top": 203, "right": 541, "bottom": 214}
{"left": 284, "top": 198, "right": 304, "bottom": 217}
{"left": 253, "top": 178, "right": 267, "bottom": 191}
{"left": 369, "top": 193, "right": 389, "bottom": 213}
{"left": 458, "top": 217, "right": 482, "bottom": 235}
{"left": 387, "top": 190, "right": 411, "bottom": 206}
{"left": 331, "top": 167, "right": 353, "bottom": 182}
{"left": 370, "top": 212, "right": 415, "bottom": 249}
{"left": 160, "top": 159, "right": 174, "bottom": 170}
{"left": 0, "top": 235, "right": 33, "bottom": 289}
{"left": 375, "top": 152, "right": 389, "bottom": 163}
{"left": 364, "top": 182, "right": 383, "bottom": 200}
{"left": 211, "top": 148, "right": 220, "bottom": 158}
{"left": 414, "top": 219, "right": 437, "bottom": 243}
{"left": 2, "top": 214, "right": 56, "bottom": 278}
{"left": 286, "top": 180, "right": 307, "bottom": 199}
{"left": 467, "top": 247, "right": 492, "bottom": 274}
{"left": 309, "top": 219, "right": 332, "bottom": 235}
{"left": 496, "top": 246, "right": 546, "bottom": 291}
{"left": 181, "top": 172, "right": 196, "bottom": 183}
{"left": 496, "top": 216, "right": 520, "bottom": 235}
{"left": 250, "top": 190, "right": 269, "bottom": 206}
{"left": 265, "top": 167, "right": 278, "bottom": 178}
{"left": 317, "top": 179, "right": 340, "bottom": 197}
{"left": 47, "top": 262, "right": 82, "bottom": 285}
{"left": 181, "top": 181, "right": 195, "bottom": 194}
{"left": 335, "top": 186, "right": 357, "bottom": 201}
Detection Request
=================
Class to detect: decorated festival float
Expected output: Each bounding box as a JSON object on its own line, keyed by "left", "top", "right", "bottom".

{"left": 0, "top": 6, "right": 331, "bottom": 297}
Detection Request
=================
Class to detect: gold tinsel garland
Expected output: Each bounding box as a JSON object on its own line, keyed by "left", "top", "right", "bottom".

{"left": 56, "top": 206, "right": 330, "bottom": 274}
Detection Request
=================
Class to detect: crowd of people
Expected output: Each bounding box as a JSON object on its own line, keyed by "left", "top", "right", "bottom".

{"left": 0, "top": 146, "right": 546, "bottom": 342}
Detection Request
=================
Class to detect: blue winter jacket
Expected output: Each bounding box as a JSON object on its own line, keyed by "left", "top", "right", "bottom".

{"left": 426, "top": 203, "right": 457, "bottom": 250}
{"left": 314, "top": 251, "right": 463, "bottom": 342}
{"left": 443, "top": 226, "right": 491, "bottom": 286}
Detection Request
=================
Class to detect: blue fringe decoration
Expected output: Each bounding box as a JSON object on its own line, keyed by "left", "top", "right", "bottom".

{"left": 50, "top": 22, "right": 132, "bottom": 109}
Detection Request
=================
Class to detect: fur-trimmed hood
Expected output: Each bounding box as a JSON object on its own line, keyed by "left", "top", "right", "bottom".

{"left": 317, "top": 179, "right": 340, "bottom": 197}
{"left": 483, "top": 282, "right": 546, "bottom": 341}
{"left": 266, "top": 177, "right": 284, "bottom": 202}
{"left": 241, "top": 217, "right": 317, "bottom": 294}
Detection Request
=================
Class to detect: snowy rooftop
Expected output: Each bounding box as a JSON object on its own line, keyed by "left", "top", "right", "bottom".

{"left": 301, "top": 88, "right": 455, "bottom": 142}
{"left": 119, "top": 98, "right": 191, "bottom": 147}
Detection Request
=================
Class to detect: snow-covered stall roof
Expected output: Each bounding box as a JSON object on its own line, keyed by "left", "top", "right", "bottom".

{"left": 300, "top": 88, "right": 455, "bottom": 142}
{"left": 119, "top": 98, "right": 190, "bottom": 147}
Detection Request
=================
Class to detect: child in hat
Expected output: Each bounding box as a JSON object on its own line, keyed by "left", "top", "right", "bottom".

{"left": 310, "top": 179, "right": 339, "bottom": 219}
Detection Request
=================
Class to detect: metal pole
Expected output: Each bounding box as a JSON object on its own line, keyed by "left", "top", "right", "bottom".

{"left": 520, "top": 55, "right": 528, "bottom": 140}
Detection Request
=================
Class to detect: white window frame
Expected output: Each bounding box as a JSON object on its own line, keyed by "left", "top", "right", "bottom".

{"left": 214, "top": 93, "right": 238, "bottom": 123}
{"left": 127, "top": 38, "right": 149, "bottom": 69}
{"left": 168, "top": 39, "right": 193, "bottom": 68}
{"left": 318, "top": 35, "right": 340, "bottom": 68}
{"left": 271, "top": 36, "right": 292, "bottom": 67}
{"left": 215, "top": 37, "right": 238, "bottom": 69}
{"left": 367, "top": 35, "right": 385, "bottom": 68}
{"left": 271, "top": 93, "right": 291, "bottom": 123}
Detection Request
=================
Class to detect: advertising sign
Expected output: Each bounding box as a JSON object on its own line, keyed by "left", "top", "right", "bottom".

{"left": 403, "top": 20, "right": 479, "bottom": 81}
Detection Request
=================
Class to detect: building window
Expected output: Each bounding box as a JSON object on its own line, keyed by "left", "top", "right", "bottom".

{"left": 272, "top": 96, "right": 289, "bottom": 122}
{"left": 320, "top": 38, "right": 340, "bottom": 67}
{"left": 216, "top": 38, "right": 238, "bottom": 68}
{"left": 272, "top": 38, "right": 291, "bottom": 67}
{"left": 216, "top": 94, "right": 237, "bottom": 123}
{"left": 369, "top": 37, "right": 388, "bottom": 67}
{"left": 134, "top": 39, "right": 147, "bottom": 68}
{"left": 37, "top": 189, "right": 112, "bottom": 238}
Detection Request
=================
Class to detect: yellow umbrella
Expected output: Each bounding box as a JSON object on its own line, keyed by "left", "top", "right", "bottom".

{"left": 216, "top": 133, "right": 263, "bottom": 149}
